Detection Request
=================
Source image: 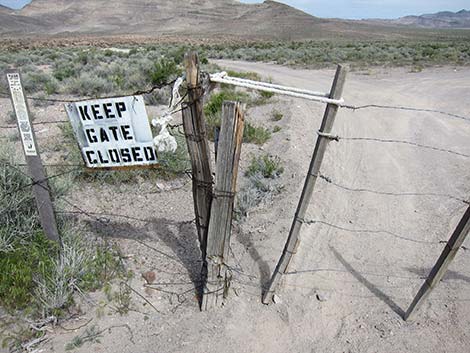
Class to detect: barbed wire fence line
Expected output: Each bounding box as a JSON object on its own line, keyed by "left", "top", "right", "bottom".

{"left": 1, "top": 64, "right": 470, "bottom": 319}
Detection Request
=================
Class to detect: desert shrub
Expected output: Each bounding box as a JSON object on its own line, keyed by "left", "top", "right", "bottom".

{"left": 53, "top": 61, "right": 78, "bottom": 82}
{"left": 0, "top": 142, "right": 124, "bottom": 318}
{"left": 0, "top": 232, "right": 56, "bottom": 310}
{"left": 235, "top": 154, "right": 284, "bottom": 220}
{"left": 150, "top": 57, "right": 182, "bottom": 86}
{"left": 22, "top": 70, "right": 59, "bottom": 94}
{"left": 65, "top": 72, "right": 114, "bottom": 96}
{"left": 204, "top": 90, "right": 250, "bottom": 117}
{"left": 272, "top": 109, "right": 283, "bottom": 121}
{"left": 226, "top": 70, "right": 261, "bottom": 81}
{"left": 246, "top": 154, "right": 284, "bottom": 179}
{"left": 243, "top": 122, "right": 271, "bottom": 145}
{"left": 0, "top": 146, "right": 39, "bottom": 251}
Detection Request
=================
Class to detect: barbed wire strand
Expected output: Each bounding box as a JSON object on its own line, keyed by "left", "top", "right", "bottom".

{"left": 0, "top": 79, "right": 178, "bottom": 104}
{"left": 341, "top": 103, "right": 470, "bottom": 123}
{"left": 317, "top": 173, "right": 469, "bottom": 205}
{"left": 303, "top": 219, "right": 444, "bottom": 245}
{"left": 0, "top": 159, "right": 83, "bottom": 199}
{"left": 339, "top": 136, "right": 469, "bottom": 158}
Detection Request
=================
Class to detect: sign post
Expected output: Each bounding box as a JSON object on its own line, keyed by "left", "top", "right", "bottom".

{"left": 6, "top": 70, "right": 60, "bottom": 243}
{"left": 65, "top": 95, "right": 158, "bottom": 169}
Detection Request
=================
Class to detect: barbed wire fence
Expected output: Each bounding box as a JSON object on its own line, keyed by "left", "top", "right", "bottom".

{"left": 1, "top": 67, "right": 470, "bottom": 317}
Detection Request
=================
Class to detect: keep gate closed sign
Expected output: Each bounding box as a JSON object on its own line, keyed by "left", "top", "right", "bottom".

{"left": 65, "top": 96, "right": 158, "bottom": 169}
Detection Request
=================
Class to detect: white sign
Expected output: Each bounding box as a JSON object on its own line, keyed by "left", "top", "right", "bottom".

{"left": 65, "top": 96, "right": 158, "bottom": 169}
{"left": 7, "top": 73, "right": 38, "bottom": 156}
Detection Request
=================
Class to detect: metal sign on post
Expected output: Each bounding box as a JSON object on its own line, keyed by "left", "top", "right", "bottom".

{"left": 65, "top": 96, "right": 158, "bottom": 169}
{"left": 6, "top": 70, "right": 60, "bottom": 243}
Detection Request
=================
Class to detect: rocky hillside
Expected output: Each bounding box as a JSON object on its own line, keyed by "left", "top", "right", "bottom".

{"left": 372, "top": 9, "right": 470, "bottom": 29}
{"left": 1, "top": 0, "right": 469, "bottom": 40}
{"left": 1, "top": 0, "right": 326, "bottom": 39}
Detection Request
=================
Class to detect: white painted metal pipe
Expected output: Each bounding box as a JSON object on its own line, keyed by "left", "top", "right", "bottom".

{"left": 216, "top": 73, "right": 330, "bottom": 98}
{"left": 210, "top": 73, "right": 344, "bottom": 106}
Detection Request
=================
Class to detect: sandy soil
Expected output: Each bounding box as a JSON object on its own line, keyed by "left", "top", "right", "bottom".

{"left": 1, "top": 63, "right": 469, "bottom": 353}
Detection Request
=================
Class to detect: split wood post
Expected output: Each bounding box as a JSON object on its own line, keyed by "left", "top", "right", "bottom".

{"left": 5, "top": 70, "right": 60, "bottom": 243}
{"left": 182, "top": 52, "right": 213, "bottom": 259}
{"left": 202, "top": 101, "right": 245, "bottom": 310}
{"left": 405, "top": 205, "right": 470, "bottom": 321}
{"left": 262, "top": 65, "right": 348, "bottom": 304}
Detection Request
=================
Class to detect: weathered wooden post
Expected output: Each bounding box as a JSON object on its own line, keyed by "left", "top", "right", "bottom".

{"left": 262, "top": 65, "right": 348, "bottom": 304}
{"left": 405, "top": 205, "right": 470, "bottom": 321}
{"left": 182, "top": 52, "right": 213, "bottom": 259}
{"left": 6, "top": 70, "right": 60, "bottom": 243}
{"left": 202, "top": 101, "right": 245, "bottom": 310}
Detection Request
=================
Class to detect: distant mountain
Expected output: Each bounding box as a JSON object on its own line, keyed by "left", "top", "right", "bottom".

{"left": 0, "top": 1, "right": 469, "bottom": 41}
{"left": 0, "top": 4, "right": 12, "bottom": 13}
{"left": 1, "top": 0, "right": 327, "bottom": 39}
{"left": 370, "top": 9, "right": 470, "bottom": 28}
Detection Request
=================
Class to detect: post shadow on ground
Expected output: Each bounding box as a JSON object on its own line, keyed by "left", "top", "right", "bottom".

{"left": 406, "top": 267, "right": 470, "bottom": 284}
{"left": 84, "top": 216, "right": 204, "bottom": 301}
{"left": 146, "top": 217, "right": 204, "bottom": 299}
{"left": 330, "top": 246, "right": 406, "bottom": 318}
{"left": 235, "top": 228, "right": 271, "bottom": 293}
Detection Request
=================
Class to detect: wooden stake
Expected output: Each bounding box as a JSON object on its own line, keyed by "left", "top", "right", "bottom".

{"left": 202, "top": 101, "right": 245, "bottom": 310}
{"left": 182, "top": 51, "right": 213, "bottom": 258}
{"left": 405, "top": 205, "right": 470, "bottom": 321}
{"left": 6, "top": 70, "right": 60, "bottom": 243}
{"left": 262, "top": 65, "right": 348, "bottom": 304}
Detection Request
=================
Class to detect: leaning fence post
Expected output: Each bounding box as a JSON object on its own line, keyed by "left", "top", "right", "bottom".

{"left": 5, "top": 69, "right": 60, "bottom": 243}
{"left": 405, "top": 205, "right": 470, "bottom": 321}
{"left": 202, "top": 101, "right": 245, "bottom": 310}
{"left": 262, "top": 64, "right": 348, "bottom": 304}
{"left": 182, "top": 51, "right": 213, "bottom": 259}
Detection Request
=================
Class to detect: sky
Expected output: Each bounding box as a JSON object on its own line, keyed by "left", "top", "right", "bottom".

{"left": 1, "top": 0, "right": 469, "bottom": 19}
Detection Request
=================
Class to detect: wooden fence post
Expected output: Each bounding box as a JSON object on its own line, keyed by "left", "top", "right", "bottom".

{"left": 6, "top": 70, "right": 60, "bottom": 243}
{"left": 405, "top": 205, "right": 470, "bottom": 321}
{"left": 202, "top": 101, "right": 245, "bottom": 310}
{"left": 262, "top": 65, "right": 348, "bottom": 304}
{"left": 182, "top": 51, "right": 213, "bottom": 259}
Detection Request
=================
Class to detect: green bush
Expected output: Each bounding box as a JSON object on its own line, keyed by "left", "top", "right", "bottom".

{"left": 246, "top": 154, "right": 284, "bottom": 179}
{"left": 204, "top": 90, "right": 250, "bottom": 117}
{"left": 243, "top": 122, "right": 271, "bottom": 145}
{"left": 150, "top": 57, "right": 182, "bottom": 86}
{"left": 272, "top": 109, "right": 283, "bottom": 121}
{"left": 0, "top": 232, "right": 56, "bottom": 310}
{"left": 0, "top": 142, "right": 127, "bottom": 318}
{"left": 226, "top": 70, "right": 261, "bottom": 81}
{"left": 65, "top": 72, "right": 114, "bottom": 96}
{"left": 235, "top": 154, "right": 284, "bottom": 220}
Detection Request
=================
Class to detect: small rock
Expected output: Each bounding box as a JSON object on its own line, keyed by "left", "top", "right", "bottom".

{"left": 316, "top": 293, "right": 328, "bottom": 302}
{"left": 273, "top": 294, "right": 282, "bottom": 304}
{"left": 142, "top": 271, "right": 156, "bottom": 284}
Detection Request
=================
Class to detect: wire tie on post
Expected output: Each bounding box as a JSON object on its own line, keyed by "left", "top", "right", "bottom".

{"left": 184, "top": 132, "right": 206, "bottom": 143}
{"left": 213, "top": 190, "right": 236, "bottom": 199}
{"left": 317, "top": 130, "right": 340, "bottom": 142}
{"left": 193, "top": 179, "right": 214, "bottom": 190}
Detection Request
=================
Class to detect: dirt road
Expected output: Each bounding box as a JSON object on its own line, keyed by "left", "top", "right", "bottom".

{"left": 4, "top": 62, "right": 468, "bottom": 353}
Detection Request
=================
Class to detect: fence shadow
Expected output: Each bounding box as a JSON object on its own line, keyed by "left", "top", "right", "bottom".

{"left": 330, "top": 246, "right": 405, "bottom": 318}
{"left": 406, "top": 267, "right": 470, "bottom": 284}
{"left": 84, "top": 218, "right": 151, "bottom": 241}
{"left": 84, "top": 216, "right": 203, "bottom": 294}
{"left": 146, "top": 217, "right": 203, "bottom": 293}
{"left": 235, "top": 229, "right": 271, "bottom": 293}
